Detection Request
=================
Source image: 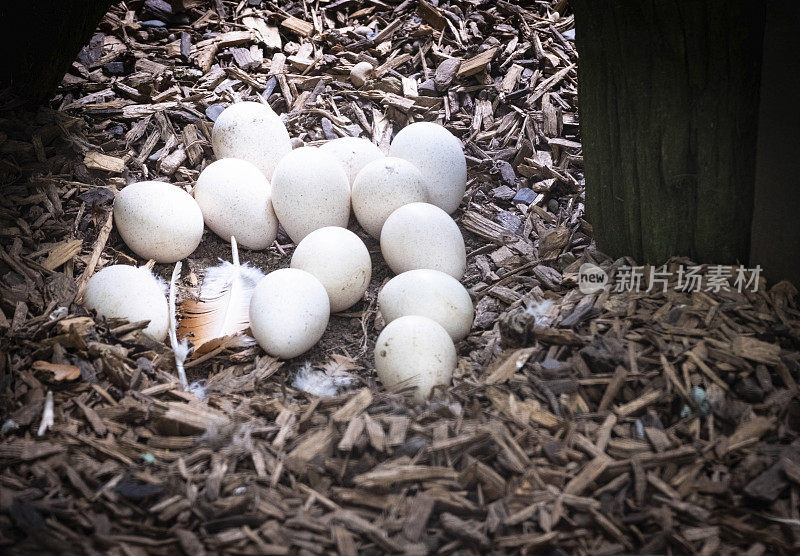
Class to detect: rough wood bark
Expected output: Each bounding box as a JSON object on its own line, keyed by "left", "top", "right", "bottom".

{"left": 750, "top": 0, "right": 800, "bottom": 285}
{"left": 573, "top": 0, "right": 765, "bottom": 264}
{"left": 2, "top": 1, "right": 114, "bottom": 104}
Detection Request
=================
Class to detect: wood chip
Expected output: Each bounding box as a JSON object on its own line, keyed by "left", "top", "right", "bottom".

{"left": 41, "top": 240, "right": 82, "bottom": 270}
{"left": 84, "top": 151, "right": 126, "bottom": 173}
{"left": 458, "top": 47, "right": 499, "bottom": 77}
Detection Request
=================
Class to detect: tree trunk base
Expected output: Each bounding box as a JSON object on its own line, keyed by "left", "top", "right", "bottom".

{"left": 574, "top": 0, "right": 765, "bottom": 265}
{"left": 2, "top": 1, "right": 114, "bottom": 105}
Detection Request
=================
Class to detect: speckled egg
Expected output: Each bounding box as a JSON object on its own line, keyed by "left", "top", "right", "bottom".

{"left": 374, "top": 315, "right": 456, "bottom": 402}
{"left": 378, "top": 269, "right": 474, "bottom": 341}
{"left": 319, "top": 136, "right": 384, "bottom": 186}
{"left": 84, "top": 265, "right": 169, "bottom": 341}
{"left": 249, "top": 268, "right": 330, "bottom": 359}
{"left": 270, "top": 147, "right": 351, "bottom": 243}
{"left": 388, "top": 122, "right": 467, "bottom": 214}
{"left": 113, "top": 180, "right": 204, "bottom": 263}
{"left": 291, "top": 227, "right": 372, "bottom": 312}
{"left": 211, "top": 101, "right": 292, "bottom": 178}
{"left": 380, "top": 202, "right": 466, "bottom": 279}
{"left": 194, "top": 158, "right": 278, "bottom": 250}
{"left": 351, "top": 157, "right": 428, "bottom": 238}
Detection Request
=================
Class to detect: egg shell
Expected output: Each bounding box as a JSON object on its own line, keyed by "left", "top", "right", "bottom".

{"left": 319, "top": 137, "right": 384, "bottom": 186}
{"left": 113, "top": 181, "right": 204, "bottom": 263}
{"left": 351, "top": 157, "right": 428, "bottom": 238}
{"left": 212, "top": 101, "right": 292, "bottom": 178}
{"left": 374, "top": 315, "right": 456, "bottom": 402}
{"left": 380, "top": 202, "right": 466, "bottom": 279}
{"left": 378, "top": 269, "right": 474, "bottom": 341}
{"left": 249, "top": 268, "right": 330, "bottom": 358}
{"left": 84, "top": 265, "right": 169, "bottom": 341}
{"left": 290, "top": 227, "right": 372, "bottom": 313}
{"left": 270, "top": 147, "right": 351, "bottom": 243}
{"left": 388, "top": 122, "right": 467, "bottom": 214}
{"left": 194, "top": 158, "right": 278, "bottom": 250}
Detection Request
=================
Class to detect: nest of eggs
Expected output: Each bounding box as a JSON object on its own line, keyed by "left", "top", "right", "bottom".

{"left": 84, "top": 101, "right": 475, "bottom": 402}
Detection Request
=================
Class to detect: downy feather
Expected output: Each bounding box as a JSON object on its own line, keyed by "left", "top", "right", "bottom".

{"left": 292, "top": 362, "right": 358, "bottom": 398}
{"left": 168, "top": 261, "right": 190, "bottom": 389}
{"left": 179, "top": 237, "right": 265, "bottom": 355}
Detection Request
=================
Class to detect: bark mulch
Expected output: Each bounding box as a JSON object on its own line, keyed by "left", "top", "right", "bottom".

{"left": 1, "top": 1, "right": 799, "bottom": 554}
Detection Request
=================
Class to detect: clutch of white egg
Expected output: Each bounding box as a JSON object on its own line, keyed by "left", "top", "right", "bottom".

{"left": 91, "top": 102, "right": 472, "bottom": 403}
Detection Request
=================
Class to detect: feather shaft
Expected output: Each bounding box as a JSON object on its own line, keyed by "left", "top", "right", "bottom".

{"left": 178, "top": 236, "right": 265, "bottom": 354}
{"left": 169, "top": 261, "right": 190, "bottom": 389}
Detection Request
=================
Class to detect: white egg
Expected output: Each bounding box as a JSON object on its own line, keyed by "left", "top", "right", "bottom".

{"left": 194, "top": 158, "right": 278, "bottom": 250}
{"left": 84, "top": 265, "right": 169, "bottom": 341}
{"left": 249, "top": 268, "right": 330, "bottom": 358}
{"left": 319, "top": 137, "right": 384, "bottom": 186}
{"left": 290, "top": 227, "right": 372, "bottom": 313}
{"left": 113, "top": 181, "right": 204, "bottom": 263}
{"left": 270, "top": 147, "right": 351, "bottom": 243}
{"left": 378, "top": 269, "right": 474, "bottom": 341}
{"left": 212, "top": 101, "right": 292, "bottom": 178}
{"left": 351, "top": 157, "right": 429, "bottom": 238}
{"left": 374, "top": 315, "right": 456, "bottom": 402}
{"left": 380, "top": 202, "right": 466, "bottom": 279}
{"left": 388, "top": 122, "right": 467, "bottom": 214}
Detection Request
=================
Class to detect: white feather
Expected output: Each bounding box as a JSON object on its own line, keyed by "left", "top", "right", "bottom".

{"left": 179, "top": 237, "right": 265, "bottom": 352}
{"left": 199, "top": 238, "right": 264, "bottom": 338}
{"left": 524, "top": 298, "right": 555, "bottom": 327}
{"left": 187, "top": 380, "right": 208, "bottom": 401}
{"left": 292, "top": 362, "right": 358, "bottom": 398}
{"left": 168, "top": 261, "right": 190, "bottom": 389}
{"left": 37, "top": 391, "right": 54, "bottom": 436}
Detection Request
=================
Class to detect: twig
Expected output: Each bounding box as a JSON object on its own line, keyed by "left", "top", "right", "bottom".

{"left": 74, "top": 210, "right": 114, "bottom": 304}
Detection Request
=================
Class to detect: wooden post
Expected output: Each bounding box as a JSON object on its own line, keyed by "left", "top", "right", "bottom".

{"left": 750, "top": 0, "right": 800, "bottom": 286}
{"left": 572, "top": 1, "right": 765, "bottom": 265}
{"left": 1, "top": 1, "right": 114, "bottom": 104}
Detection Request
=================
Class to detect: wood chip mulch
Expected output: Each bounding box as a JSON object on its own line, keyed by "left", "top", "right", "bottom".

{"left": 1, "top": 1, "right": 799, "bottom": 554}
